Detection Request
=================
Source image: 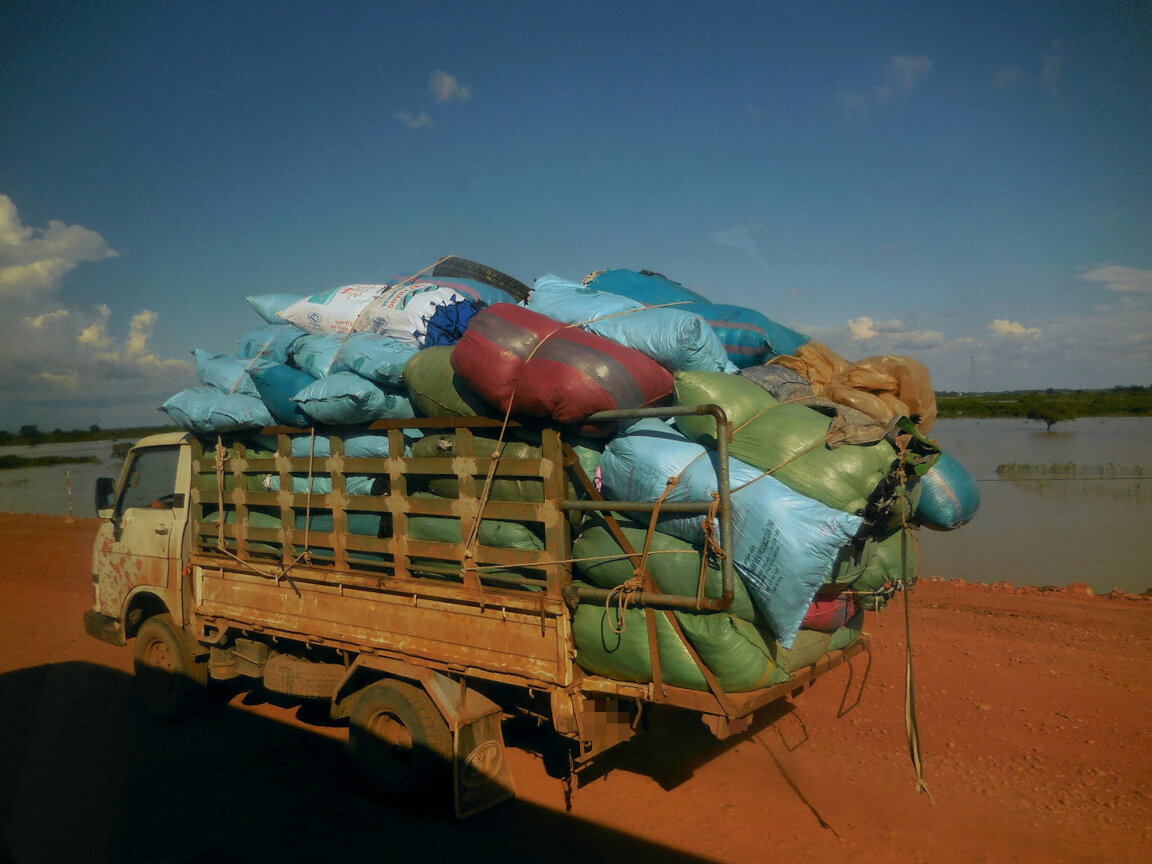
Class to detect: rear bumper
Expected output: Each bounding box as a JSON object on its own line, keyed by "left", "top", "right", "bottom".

{"left": 83, "top": 609, "right": 126, "bottom": 646}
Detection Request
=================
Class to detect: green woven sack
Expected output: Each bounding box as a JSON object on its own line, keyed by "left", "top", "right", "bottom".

{"left": 850, "top": 529, "right": 918, "bottom": 610}
{"left": 573, "top": 518, "right": 761, "bottom": 624}
{"left": 573, "top": 594, "right": 784, "bottom": 692}
{"left": 573, "top": 602, "right": 707, "bottom": 689}
{"left": 829, "top": 608, "right": 865, "bottom": 651}
{"left": 405, "top": 492, "right": 544, "bottom": 551}
{"left": 403, "top": 346, "right": 497, "bottom": 418}
{"left": 410, "top": 432, "right": 554, "bottom": 502}
{"left": 770, "top": 629, "right": 831, "bottom": 673}
{"left": 673, "top": 371, "right": 897, "bottom": 515}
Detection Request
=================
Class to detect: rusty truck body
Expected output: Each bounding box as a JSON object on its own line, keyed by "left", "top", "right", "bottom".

{"left": 83, "top": 406, "right": 868, "bottom": 816}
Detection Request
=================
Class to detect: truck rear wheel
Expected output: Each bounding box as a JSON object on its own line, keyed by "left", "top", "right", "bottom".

{"left": 348, "top": 679, "right": 452, "bottom": 805}
{"left": 133, "top": 614, "right": 208, "bottom": 720}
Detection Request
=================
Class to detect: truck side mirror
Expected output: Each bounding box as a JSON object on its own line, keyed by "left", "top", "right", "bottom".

{"left": 95, "top": 476, "right": 116, "bottom": 516}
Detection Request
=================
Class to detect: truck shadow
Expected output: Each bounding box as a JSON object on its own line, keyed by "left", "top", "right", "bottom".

{"left": 0, "top": 662, "right": 719, "bottom": 864}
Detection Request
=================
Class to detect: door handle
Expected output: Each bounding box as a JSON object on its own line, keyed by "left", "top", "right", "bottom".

{"left": 155, "top": 526, "right": 170, "bottom": 536}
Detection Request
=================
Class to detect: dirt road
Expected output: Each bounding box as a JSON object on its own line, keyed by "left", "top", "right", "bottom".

{"left": 1, "top": 513, "right": 1149, "bottom": 864}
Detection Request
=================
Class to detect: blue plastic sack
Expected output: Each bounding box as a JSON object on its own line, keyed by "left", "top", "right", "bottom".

{"left": 193, "top": 349, "right": 260, "bottom": 397}
{"left": 525, "top": 276, "right": 734, "bottom": 373}
{"left": 599, "top": 419, "right": 861, "bottom": 647}
{"left": 421, "top": 298, "right": 481, "bottom": 347}
{"left": 579, "top": 269, "right": 810, "bottom": 366}
{"left": 585, "top": 269, "right": 710, "bottom": 305}
{"left": 292, "top": 371, "right": 416, "bottom": 426}
{"left": 249, "top": 364, "right": 315, "bottom": 427}
{"left": 678, "top": 302, "right": 810, "bottom": 368}
{"left": 914, "top": 450, "right": 980, "bottom": 530}
{"left": 237, "top": 324, "right": 307, "bottom": 366}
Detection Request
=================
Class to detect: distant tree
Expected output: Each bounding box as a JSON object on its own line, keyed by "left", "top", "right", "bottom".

{"left": 18, "top": 424, "right": 42, "bottom": 442}
{"left": 1026, "top": 407, "right": 1071, "bottom": 431}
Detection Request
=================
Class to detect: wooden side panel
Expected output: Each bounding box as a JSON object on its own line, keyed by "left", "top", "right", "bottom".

{"left": 197, "top": 568, "right": 570, "bottom": 686}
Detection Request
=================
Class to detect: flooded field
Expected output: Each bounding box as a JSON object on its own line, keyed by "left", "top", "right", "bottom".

{"left": 0, "top": 440, "right": 125, "bottom": 519}
{"left": 2, "top": 417, "right": 1148, "bottom": 594}
{"left": 918, "top": 417, "right": 1152, "bottom": 595}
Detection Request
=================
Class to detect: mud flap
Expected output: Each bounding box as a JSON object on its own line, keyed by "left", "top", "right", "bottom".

{"left": 454, "top": 708, "right": 515, "bottom": 818}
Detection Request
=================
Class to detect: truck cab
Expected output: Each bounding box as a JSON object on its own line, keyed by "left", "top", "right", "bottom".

{"left": 84, "top": 432, "right": 192, "bottom": 647}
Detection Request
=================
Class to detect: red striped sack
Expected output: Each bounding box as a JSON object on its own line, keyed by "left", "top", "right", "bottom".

{"left": 450, "top": 303, "right": 674, "bottom": 436}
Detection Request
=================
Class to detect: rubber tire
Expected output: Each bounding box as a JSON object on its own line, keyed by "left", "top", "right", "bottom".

{"left": 133, "top": 614, "right": 208, "bottom": 721}
{"left": 431, "top": 256, "right": 532, "bottom": 302}
{"left": 348, "top": 679, "right": 453, "bottom": 806}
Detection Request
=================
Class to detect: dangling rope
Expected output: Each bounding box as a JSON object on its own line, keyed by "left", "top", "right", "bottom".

{"left": 897, "top": 443, "right": 935, "bottom": 804}
{"left": 604, "top": 475, "right": 681, "bottom": 633}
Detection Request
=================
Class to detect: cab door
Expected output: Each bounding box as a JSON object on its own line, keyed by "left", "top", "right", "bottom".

{"left": 93, "top": 444, "right": 188, "bottom": 622}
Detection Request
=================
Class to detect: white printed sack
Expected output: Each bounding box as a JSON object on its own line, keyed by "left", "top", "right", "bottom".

{"left": 278, "top": 282, "right": 465, "bottom": 345}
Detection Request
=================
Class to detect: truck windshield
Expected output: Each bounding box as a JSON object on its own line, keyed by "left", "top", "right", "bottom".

{"left": 120, "top": 447, "right": 180, "bottom": 511}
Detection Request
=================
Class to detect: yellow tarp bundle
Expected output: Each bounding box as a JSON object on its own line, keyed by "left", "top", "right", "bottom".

{"left": 771, "top": 342, "right": 937, "bottom": 434}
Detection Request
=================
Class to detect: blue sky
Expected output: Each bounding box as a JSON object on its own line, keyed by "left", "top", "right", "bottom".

{"left": 2, "top": 0, "right": 1149, "bottom": 430}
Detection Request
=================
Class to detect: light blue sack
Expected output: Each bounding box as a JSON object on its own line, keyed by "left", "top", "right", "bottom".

{"left": 247, "top": 294, "right": 305, "bottom": 324}
{"left": 585, "top": 306, "right": 736, "bottom": 373}
{"left": 525, "top": 275, "right": 733, "bottom": 372}
{"left": 599, "top": 419, "right": 861, "bottom": 647}
{"left": 332, "top": 333, "right": 419, "bottom": 385}
{"left": 292, "top": 371, "right": 415, "bottom": 426}
{"left": 237, "top": 324, "right": 307, "bottom": 366}
{"left": 193, "top": 349, "right": 260, "bottom": 397}
{"left": 290, "top": 332, "right": 419, "bottom": 384}
{"left": 262, "top": 473, "right": 382, "bottom": 495}
{"left": 208, "top": 393, "right": 276, "bottom": 433}
{"left": 161, "top": 386, "right": 224, "bottom": 434}
{"left": 289, "top": 334, "right": 346, "bottom": 378}
{"left": 525, "top": 274, "right": 645, "bottom": 321}
{"left": 289, "top": 432, "right": 393, "bottom": 458}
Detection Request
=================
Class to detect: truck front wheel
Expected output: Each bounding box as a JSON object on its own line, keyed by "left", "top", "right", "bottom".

{"left": 348, "top": 679, "right": 452, "bottom": 806}
{"left": 133, "top": 614, "right": 208, "bottom": 720}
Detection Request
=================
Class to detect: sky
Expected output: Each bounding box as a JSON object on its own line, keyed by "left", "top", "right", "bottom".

{"left": 1, "top": 0, "right": 1149, "bottom": 431}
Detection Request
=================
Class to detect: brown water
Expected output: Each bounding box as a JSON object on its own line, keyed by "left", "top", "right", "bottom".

{"left": 917, "top": 417, "right": 1152, "bottom": 595}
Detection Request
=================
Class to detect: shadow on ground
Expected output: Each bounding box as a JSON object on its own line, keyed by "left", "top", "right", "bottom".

{"left": 0, "top": 662, "right": 720, "bottom": 864}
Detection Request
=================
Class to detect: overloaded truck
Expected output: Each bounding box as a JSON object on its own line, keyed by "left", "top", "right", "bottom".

{"left": 83, "top": 262, "right": 974, "bottom": 817}
{"left": 83, "top": 408, "right": 871, "bottom": 817}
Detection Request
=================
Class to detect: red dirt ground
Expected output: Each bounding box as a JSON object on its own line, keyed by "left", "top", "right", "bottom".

{"left": 1, "top": 513, "right": 1149, "bottom": 864}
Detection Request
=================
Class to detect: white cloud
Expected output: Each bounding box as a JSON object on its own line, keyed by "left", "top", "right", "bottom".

{"left": 847, "top": 316, "right": 943, "bottom": 348}
{"left": 841, "top": 54, "right": 932, "bottom": 117}
{"left": 988, "top": 319, "right": 1043, "bottom": 338}
{"left": 1082, "top": 265, "right": 1152, "bottom": 293}
{"left": 430, "top": 70, "right": 471, "bottom": 103}
{"left": 0, "top": 195, "right": 119, "bottom": 301}
{"left": 394, "top": 111, "right": 433, "bottom": 128}
{"left": 0, "top": 196, "right": 193, "bottom": 428}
